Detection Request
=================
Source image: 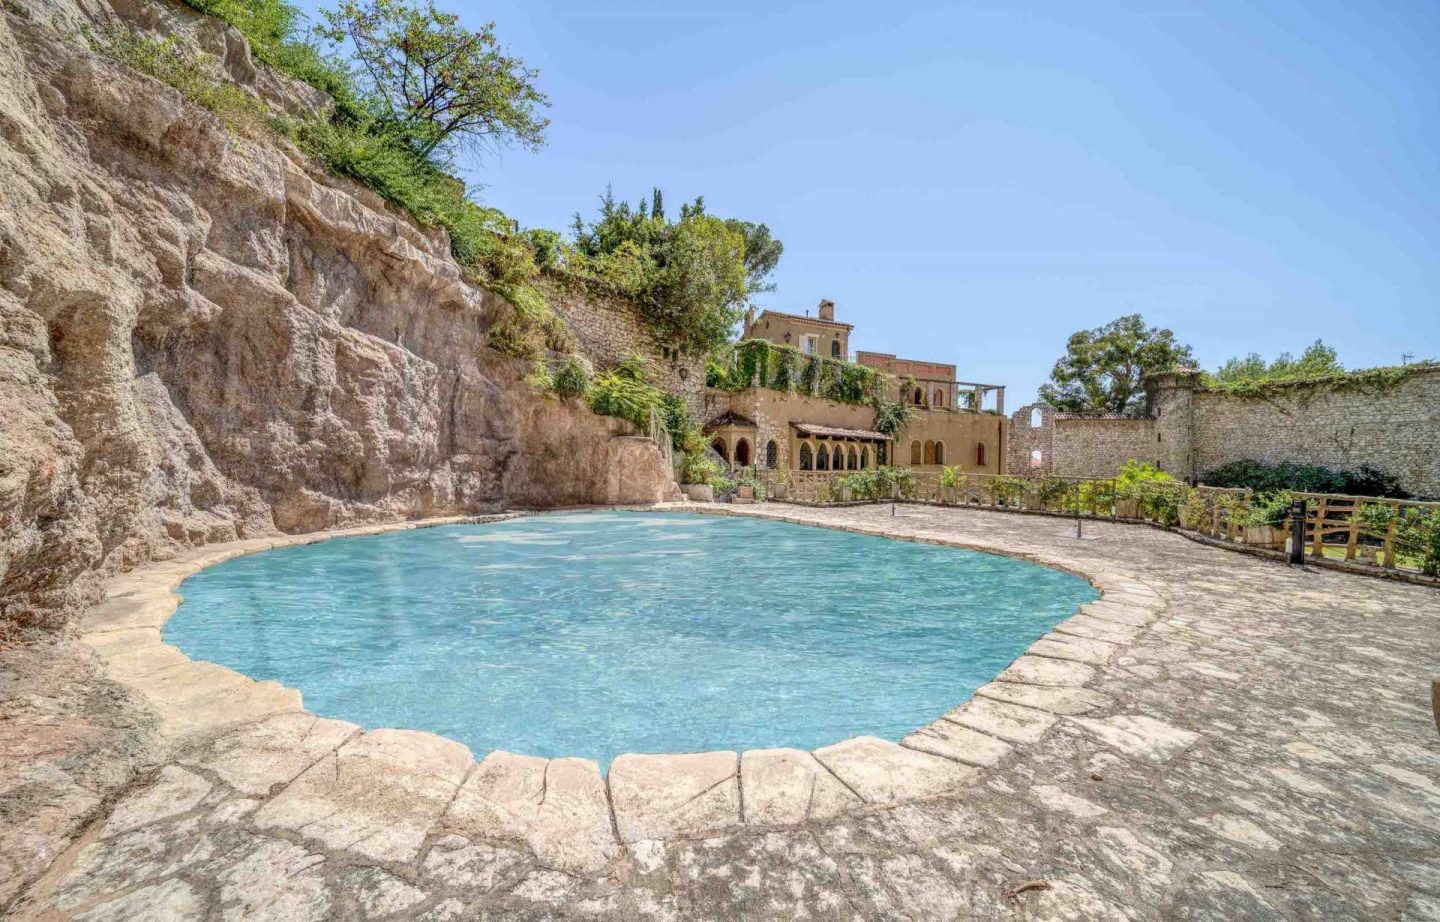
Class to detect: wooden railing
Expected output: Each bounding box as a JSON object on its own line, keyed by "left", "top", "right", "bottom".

{"left": 754, "top": 469, "right": 1439, "bottom": 578}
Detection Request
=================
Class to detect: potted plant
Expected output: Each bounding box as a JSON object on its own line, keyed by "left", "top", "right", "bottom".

{"left": 938, "top": 466, "right": 964, "bottom": 504}
{"left": 1239, "top": 491, "right": 1291, "bottom": 548}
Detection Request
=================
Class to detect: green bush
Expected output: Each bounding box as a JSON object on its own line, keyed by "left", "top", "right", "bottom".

{"left": 835, "top": 467, "right": 915, "bottom": 501}
{"left": 1238, "top": 491, "right": 1293, "bottom": 528}
{"left": 551, "top": 357, "right": 591, "bottom": 397}
{"left": 1354, "top": 504, "right": 1440, "bottom": 575}
{"left": 1203, "top": 459, "right": 1409, "bottom": 499}
{"left": 987, "top": 475, "right": 1028, "bottom": 506}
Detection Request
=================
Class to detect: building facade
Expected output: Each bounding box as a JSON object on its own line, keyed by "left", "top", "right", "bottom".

{"left": 705, "top": 300, "right": 1007, "bottom": 476}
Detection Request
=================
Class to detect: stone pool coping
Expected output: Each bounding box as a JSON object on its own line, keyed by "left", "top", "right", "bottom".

{"left": 76, "top": 504, "right": 1174, "bottom": 875}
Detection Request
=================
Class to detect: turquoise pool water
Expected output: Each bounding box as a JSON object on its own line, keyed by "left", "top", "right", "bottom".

{"left": 167, "top": 512, "right": 1097, "bottom": 767}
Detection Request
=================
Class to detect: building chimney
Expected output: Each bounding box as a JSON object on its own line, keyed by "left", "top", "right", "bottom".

{"left": 818, "top": 299, "right": 835, "bottom": 322}
{"left": 744, "top": 305, "right": 756, "bottom": 334}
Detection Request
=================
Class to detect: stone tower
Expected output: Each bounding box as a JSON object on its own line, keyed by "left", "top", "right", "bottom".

{"left": 1145, "top": 369, "right": 1201, "bottom": 481}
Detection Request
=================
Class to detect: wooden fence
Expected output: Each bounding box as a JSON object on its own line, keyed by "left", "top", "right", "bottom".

{"left": 754, "top": 469, "right": 1439, "bottom": 578}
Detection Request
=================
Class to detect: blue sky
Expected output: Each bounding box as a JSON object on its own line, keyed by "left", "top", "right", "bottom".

{"left": 292, "top": 0, "right": 1440, "bottom": 406}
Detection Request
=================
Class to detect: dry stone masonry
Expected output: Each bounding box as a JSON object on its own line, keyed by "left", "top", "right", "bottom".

{"left": 1010, "top": 366, "right": 1440, "bottom": 496}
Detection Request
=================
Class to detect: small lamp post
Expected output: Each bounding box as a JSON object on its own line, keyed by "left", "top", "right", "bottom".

{"left": 1287, "top": 499, "right": 1307, "bottom": 566}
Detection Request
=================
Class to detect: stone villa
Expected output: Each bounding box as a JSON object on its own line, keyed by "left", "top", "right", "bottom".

{"left": 701, "top": 300, "right": 1008, "bottom": 475}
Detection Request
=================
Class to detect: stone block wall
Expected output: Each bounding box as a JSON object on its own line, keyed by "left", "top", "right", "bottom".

{"left": 1052, "top": 418, "right": 1159, "bottom": 479}
{"left": 1171, "top": 370, "right": 1440, "bottom": 497}
{"left": 1012, "top": 367, "right": 1440, "bottom": 498}
{"left": 554, "top": 293, "right": 706, "bottom": 416}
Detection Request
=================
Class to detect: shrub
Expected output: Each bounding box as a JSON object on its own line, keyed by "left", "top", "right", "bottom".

{"left": 1238, "top": 491, "right": 1293, "bottom": 528}
{"left": 987, "top": 475, "right": 1028, "bottom": 506}
{"left": 1354, "top": 504, "right": 1440, "bottom": 575}
{"left": 587, "top": 357, "right": 664, "bottom": 429}
{"left": 938, "top": 465, "right": 965, "bottom": 489}
{"left": 835, "top": 467, "right": 915, "bottom": 501}
{"left": 551, "top": 357, "right": 591, "bottom": 398}
{"left": 1203, "top": 459, "right": 1409, "bottom": 499}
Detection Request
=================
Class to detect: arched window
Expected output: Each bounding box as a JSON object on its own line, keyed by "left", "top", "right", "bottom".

{"left": 711, "top": 438, "right": 728, "bottom": 462}
{"left": 848, "top": 447, "right": 858, "bottom": 470}
{"left": 765, "top": 440, "right": 777, "bottom": 468}
{"left": 911, "top": 387, "right": 924, "bottom": 406}
{"left": 923, "top": 440, "right": 935, "bottom": 465}
{"left": 877, "top": 443, "right": 887, "bottom": 466}
{"left": 933, "top": 388, "right": 944, "bottom": 408}
{"left": 976, "top": 442, "right": 987, "bottom": 467}
{"left": 1030, "top": 449, "right": 1043, "bottom": 468}
{"left": 799, "top": 442, "right": 813, "bottom": 471}
{"left": 1030, "top": 407, "right": 1043, "bottom": 428}
{"left": 933, "top": 441, "right": 945, "bottom": 465}
{"left": 859, "top": 447, "right": 869, "bottom": 470}
{"left": 910, "top": 440, "right": 922, "bottom": 465}
{"left": 816, "top": 444, "right": 830, "bottom": 471}
{"left": 734, "top": 438, "right": 751, "bottom": 467}
{"left": 831, "top": 339, "right": 842, "bottom": 358}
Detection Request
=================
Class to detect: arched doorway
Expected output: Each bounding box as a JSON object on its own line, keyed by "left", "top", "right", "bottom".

{"left": 711, "top": 438, "right": 728, "bottom": 462}
{"left": 765, "top": 440, "right": 777, "bottom": 468}
{"left": 976, "top": 442, "right": 987, "bottom": 467}
{"left": 830, "top": 339, "right": 842, "bottom": 358}
{"left": 816, "top": 445, "right": 830, "bottom": 471}
{"left": 933, "top": 388, "right": 944, "bottom": 407}
{"left": 858, "top": 447, "right": 869, "bottom": 469}
{"left": 799, "top": 442, "right": 813, "bottom": 471}
{"left": 910, "top": 440, "right": 922, "bottom": 465}
{"left": 934, "top": 441, "right": 945, "bottom": 465}
{"left": 734, "top": 438, "right": 751, "bottom": 466}
{"left": 923, "top": 440, "right": 935, "bottom": 465}
{"left": 911, "top": 387, "right": 923, "bottom": 406}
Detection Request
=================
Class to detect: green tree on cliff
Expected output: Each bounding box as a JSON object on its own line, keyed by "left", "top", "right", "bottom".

{"left": 321, "top": 0, "right": 550, "bottom": 159}
{"left": 1038, "top": 314, "right": 1195, "bottom": 416}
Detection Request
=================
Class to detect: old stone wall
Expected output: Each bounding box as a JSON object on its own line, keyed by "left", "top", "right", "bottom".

{"left": 1169, "top": 370, "right": 1440, "bottom": 498}
{"left": 1009, "top": 369, "right": 1440, "bottom": 498}
{"left": 553, "top": 293, "right": 706, "bottom": 417}
{"left": 1052, "top": 419, "right": 1160, "bottom": 479}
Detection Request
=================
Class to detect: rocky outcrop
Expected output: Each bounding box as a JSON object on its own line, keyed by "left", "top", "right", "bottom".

{"left": 0, "top": 1, "right": 677, "bottom": 635}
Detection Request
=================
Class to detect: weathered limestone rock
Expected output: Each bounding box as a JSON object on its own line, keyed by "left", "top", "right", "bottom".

{"left": 608, "top": 751, "right": 740, "bottom": 843}
{"left": 739, "top": 748, "right": 861, "bottom": 825}
{"left": 812, "top": 736, "right": 975, "bottom": 804}
{"left": 973, "top": 681, "right": 1112, "bottom": 716}
{"left": 901, "top": 720, "right": 1013, "bottom": 767}
{"left": 1052, "top": 614, "right": 1143, "bottom": 644}
{"left": 996, "top": 655, "right": 1097, "bottom": 688}
{"left": 103, "top": 766, "right": 212, "bottom": 837}
{"left": 178, "top": 712, "right": 359, "bottom": 797}
{"left": 1068, "top": 715, "right": 1200, "bottom": 763}
{"left": 943, "top": 697, "right": 1057, "bottom": 744}
{"left": 443, "top": 751, "right": 618, "bottom": 873}
{"left": 252, "top": 729, "right": 471, "bottom": 863}
{"left": 0, "top": 5, "right": 678, "bottom": 639}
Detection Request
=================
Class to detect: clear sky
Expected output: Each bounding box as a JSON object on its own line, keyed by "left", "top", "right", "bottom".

{"left": 291, "top": 0, "right": 1440, "bottom": 406}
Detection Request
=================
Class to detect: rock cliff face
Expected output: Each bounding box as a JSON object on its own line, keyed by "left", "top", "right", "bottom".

{"left": 0, "top": 0, "right": 677, "bottom": 635}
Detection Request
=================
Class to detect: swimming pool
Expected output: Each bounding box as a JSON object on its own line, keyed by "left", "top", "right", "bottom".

{"left": 166, "top": 512, "right": 1098, "bottom": 767}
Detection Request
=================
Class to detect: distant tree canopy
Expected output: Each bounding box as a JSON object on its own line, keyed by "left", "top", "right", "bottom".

{"left": 569, "top": 187, "right": 782, "bottom": 353}
{"left": 1206, "top": 339, "right": 1343, "bottom": 386}
{"left": 1038, "top": 314, "right": 1195, "bottom": 416}
{"left": 320, "top": 0, "right": 550, "bottom": 159}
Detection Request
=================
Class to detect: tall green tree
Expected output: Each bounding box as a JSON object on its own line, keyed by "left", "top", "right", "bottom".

{"left": 570, "top": 187, "right": 772, "bottom": 353}
{"left": 1209, "top": 339, "right": 1343, "bottom": 385}
{"left": 1038, "top": 314, "right": 1195, "bottom": 416}
{"left": 321, "top": 0, "right": 549, "bottom": 158}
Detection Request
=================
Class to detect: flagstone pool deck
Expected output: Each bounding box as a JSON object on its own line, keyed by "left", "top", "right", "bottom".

{"left": 7, "top": 502, "right": 1440, "bottom": 920}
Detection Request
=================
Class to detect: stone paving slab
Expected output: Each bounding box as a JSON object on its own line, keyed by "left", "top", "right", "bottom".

{"left": 179, "top": 712, "right": 360, "bottom": 797}
{"left": 739, "top": 748, "right": 862, "bottom": 826}
{"left": 943, "top": 696, "right": 1057, "bottom": 744}
{"left": 900, "top": 719, "right": 1014, "bottom": 766}
{"left": 608, "top": 751, "right": 741, "bottom": 843}
{"left": 996, "top": 654, "right": 1098, "bottom": 687}
{"left": 443, "top": 751, "right": 618, "bottom": 873}
{"left": 252, "top": 728, "right": 472, "bottom": 863}
{"left": 812, "top": 736, "right": 977, "bottom": 803}
{"left": 973, "top": 680, "right": 1113, "bottom": 716}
